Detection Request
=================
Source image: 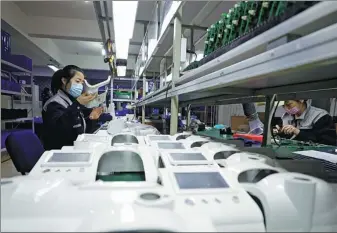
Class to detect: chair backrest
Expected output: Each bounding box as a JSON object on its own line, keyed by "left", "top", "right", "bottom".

{"left": 5, "top": 130, "right": 45, "bottom": 174}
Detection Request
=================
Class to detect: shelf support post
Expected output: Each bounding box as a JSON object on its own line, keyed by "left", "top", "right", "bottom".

{"left": 170, "top": 7, "right": 182, "bottom": 135}
{"left": 159, "top": 58, "right": 166, "bottom": 89}
{"left": 186, "top": 104, "right": 191, "bottom": 130}
{"left": 134, "top": 77, "right": 137, "bottom": 118}
{"left": 110, "top": 78, "right": 114, "bottom": 107}
{"left": 142, "top": 73, "right": 146, "bottom": 124}
{"left": 31, "top": 73, "right": 35, "bottom": 133}
{"left": 262, "top": 95, "right": 276, "bottom": 146}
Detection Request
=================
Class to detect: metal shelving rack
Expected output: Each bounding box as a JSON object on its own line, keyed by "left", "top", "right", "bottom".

{"left": 1, "top": 59, "right": 36, "bottom": 135}
{"left": 134, "top": 1, "right": 337, "bottom": 142}
{"left": 111, "top": 78, "right": 137, "bottom": 111}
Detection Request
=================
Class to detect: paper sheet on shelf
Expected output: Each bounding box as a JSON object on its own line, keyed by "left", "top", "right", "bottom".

{"left": 293, "top": 150, "right": 337, "bottom": 164}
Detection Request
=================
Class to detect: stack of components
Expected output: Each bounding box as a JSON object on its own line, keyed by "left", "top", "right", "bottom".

{"left": 184, "top": 1, "right": 317, "bottom": 71}
{"left": 113, "top": 90, "right": 132, "bottom": 99}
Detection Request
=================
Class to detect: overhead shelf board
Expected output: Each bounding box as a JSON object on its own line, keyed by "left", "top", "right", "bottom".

{"left": 1, "top": 90, "right": 32, "bottom": 97}
{"left": 113, "top": 99, "right": 136, "bottom": 102}
{"left": 176, "top": 1, "right": 337, "bottom": 86}
{"left": 1, "top": 59, "right": 32, "bottom": 74}
{"left": 136, "top": 2, "right": 337, "bottom": 107}
{"left": 1, "top": 117, "right": 33, "bottom": 123}
{"left": 136, "top": 22, "right": 337, "bottom": 106}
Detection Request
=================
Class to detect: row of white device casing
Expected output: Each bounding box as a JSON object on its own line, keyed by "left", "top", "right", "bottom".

{"left": 1, "top": 131, "right": 337, "bottom": 232}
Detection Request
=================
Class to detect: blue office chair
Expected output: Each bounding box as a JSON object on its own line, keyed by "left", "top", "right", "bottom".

{"left": 5, "top": 130, "right": 45, "bottom": 175}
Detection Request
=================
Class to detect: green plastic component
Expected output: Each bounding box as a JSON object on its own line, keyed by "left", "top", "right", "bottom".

{"left": 268, "top": 1, "right": 279, "bottom": 20}
{"left": 205, "top": 23, "right": 218, "bottom": 55}
{"left": 114, "top": 90, "right": 131, "bottom": 94}
{"left": 257, "top": 1, "right": 271, "bottom": 25}
{"left": 114, "top": 90, "right": 132, "bottom": 99}
{"left": 201, "top": 0, "right": 299, "bottom": 59}
{"left": 244, "top": 1, "right": 260, "bottom": 33}
{"left": 275, "top": 1, "right": 288, "bottom": 16}
{"left": 203, "top": 28, "right": 211, "bottom": 57}
{"left": 228, "top": 3, "right": 244, "bottom": 42}
{"left": 214, "top": 14, "right": 227, "bottom": 50}
{"left": 238, "top": 1, "right": 259, "bottom": 36}
{"left": 268, "top": 1, "right": 288, "bottom": 20}
{"left": 221, "top": 9, "right": 234, "bottom": 46}
{"left": 239, "top": 1, "right": 249, "bottom": 35}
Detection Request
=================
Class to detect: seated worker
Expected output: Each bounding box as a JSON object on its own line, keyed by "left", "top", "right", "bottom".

{"left": 42, "top": 65, "right": 103, "bottom": 150}
{"left": 275, "top": 100, "right": 336, "bottom": 145}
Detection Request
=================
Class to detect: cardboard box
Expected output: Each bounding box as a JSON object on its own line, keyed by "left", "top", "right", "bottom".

{"left": 231, "top": 113, "right": 265, "bottom": 131}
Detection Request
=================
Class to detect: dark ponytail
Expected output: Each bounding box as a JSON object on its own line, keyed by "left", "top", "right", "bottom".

{"left": 51, "top": 65, "right": 84, "bottom": 94}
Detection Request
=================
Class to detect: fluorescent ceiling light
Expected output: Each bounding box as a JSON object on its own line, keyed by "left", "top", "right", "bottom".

{"left": 113, "top": 1, "right": 138, "bottom": 60}
{"left": 117, "top": 66, "right": 127, "bottom": 77}
{"left": 48, "top": 65, "right": 59, "bottom": 72}
{"left": 115, "top": 37, "right": 129, "bottom": 59}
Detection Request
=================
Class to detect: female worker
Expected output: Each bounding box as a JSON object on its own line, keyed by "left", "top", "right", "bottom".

{"left": 42, "top": 65, "right": 103, "bottom": 150}
{"left": 275, "top": 100, "right": 336, "bottom": 145}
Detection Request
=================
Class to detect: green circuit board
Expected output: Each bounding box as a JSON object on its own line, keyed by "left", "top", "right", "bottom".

{"left": 203, "top": 1, "right": 294, "bottom": 57}
{"left": 196, "top": 128, "right": 336, "bottom": 154}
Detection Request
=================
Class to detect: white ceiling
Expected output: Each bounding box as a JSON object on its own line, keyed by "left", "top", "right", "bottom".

{"left": 15, "top": 1, "right": 155, "bottom": 24}
{"left": 15, "top": 1, "right": 96, "bottom": 20}
{"left": 3, "top": 1, "right": 234, "bottom": 73}
{"left": 14, "top": 1, "right": 154, "bottom": 52}
{"left": 52, "top": 39, "right": 103, "bottom": 56}
{"left": 4, "top": 1, "right": 157, "bottom": 71}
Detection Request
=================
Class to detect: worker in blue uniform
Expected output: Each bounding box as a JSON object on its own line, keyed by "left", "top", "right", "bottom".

{"left": 42, "top": 65, "right": 103, "bottom": 150}
{"left": 275, "top": 100, "right": 336, "bottom": 146}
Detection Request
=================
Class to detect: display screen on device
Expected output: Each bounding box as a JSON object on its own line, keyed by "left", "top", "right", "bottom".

{"left": 149, "top": 135, "right": 171, "bottom": 141}
{"left": 174, "top": 172, "right": 229, "bottom": 189}
{"left": 169, "top": 153, "right": 207, "bottom": 161}
{"left": 48, "top": 153, "right": 91, "bottom": 163}
{"left": 157, "top": 142, "right": 185, "bottom": 149}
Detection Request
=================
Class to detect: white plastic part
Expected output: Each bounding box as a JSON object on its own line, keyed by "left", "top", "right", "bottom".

{"left": 83, "top": 76, "right": 111, "bottom": 94}
{"left": 2, "top": 131, "right": 337, "bottom": 232}
{"left": 244, "top": 173, "right": 337, "bottom": 232}
{"left": 107, "top": 118, "right": 126, "bottom": 135}
{"left": 83, "top": 76, "right": 111, "bottom": 108}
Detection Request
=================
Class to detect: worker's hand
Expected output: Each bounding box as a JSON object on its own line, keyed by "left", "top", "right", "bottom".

{"left": 273, "top": 125, "right": 281, "bottom": 134}
{"left": 89, "top": 107, "right": 103, "bottom": 120}
{"left": 76, "top": 92, "right": 97, "bottom": 105}
{"left": 281, "top": 125, "right": 300, "bottom": 135}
